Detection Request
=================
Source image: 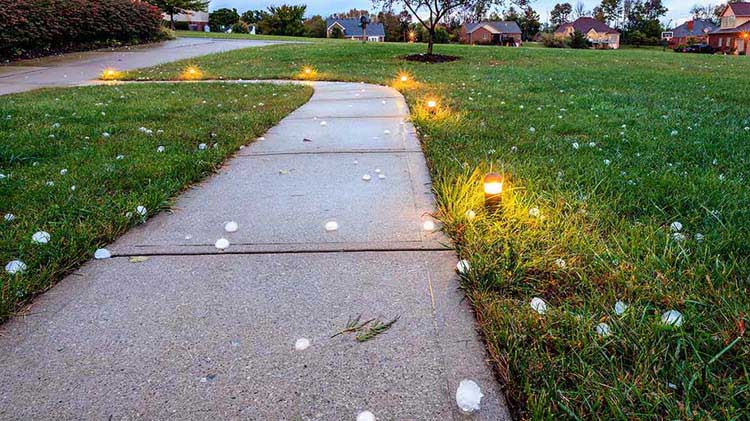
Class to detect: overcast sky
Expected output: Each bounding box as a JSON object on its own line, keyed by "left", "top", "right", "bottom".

{"left": 209, "top": 0, "right": 697, "bottom": 26}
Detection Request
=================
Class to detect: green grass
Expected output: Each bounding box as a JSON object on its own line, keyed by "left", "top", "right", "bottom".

{"left": 127, "top": 39, "right": 750, "bottom": 419}
{"left": 0, "top": 82, "right": 311, "bottom": 318}
{"left": 174, "top": 29, "right": 323, "bottom": 43}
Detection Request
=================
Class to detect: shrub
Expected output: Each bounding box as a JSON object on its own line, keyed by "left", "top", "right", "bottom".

{"left": 231, "top": 22, "right": 250, "bottom": 34}
{"left": 541, "top": 33, "right": 566, "bottom": 48}
{"left": 0, "top": 0, "right": 164, "bottom": 60}
{"left": 569, "top": 30, "right": 591, "bottom": 49}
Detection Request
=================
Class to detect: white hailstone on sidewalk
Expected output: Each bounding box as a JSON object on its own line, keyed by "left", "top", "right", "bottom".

{"left": 320, "top": 121, "right": 327, "bottom": 126}
{"left": 528, "top": 207, "right": 540, "bottom": 218}
{"left": 5, "top": 260, "right": 27, "bottom": 274}
{"left": 353, "top": 160, "right": 359, "bottom": 165}
{"left": 670, "top": 221, "right": 683, "bottom": 232}
{"left": 4, "top": 213, "right": 15, "bottom": 222}
{"left": 94, "top": 248, "right": 111, "bottom": 259}
{"left": 215, "top": 238, "right": 230, "bottom": 250}
{"left": 325, "top": 221, "right": 339, "bottom": 231}
{"left": 378, "top": 174, "right": 386, "bottom": 179}
{"left": 383, "top": 129, "right": 391, "bottom": 135}
{"left": 294, "top": 338, "right": 310, "bottom": 351}
{"left": 362, "top": 174, "right": 371, "bottom": 181}
{"left": 356, "top": 411, "right": 376, "bottom": 421}
{"left": 422, "top": 220, "right": 436, "bottom": 231}
{"left": 465, "top": 210, "right": 476, "bottom": 221}
{"left": 136, "top": 205, "right": 147, "bottom": 217}
{"left": 374, "top": 169, "right": 381, "bottom": 174}
{"left": 455, "top": 379, "right": 483, "bottom": 413}
{"left": 615, "top": 300, "right": 628, "bottom": 316}
{"left": 661, "top": 310, "right": 684, "bottom": 327}
{"left": 456, "top": 259, "right": 471, "bottom": 274}
{"left": 224, "top": 221, "right": 239, "bottom": 233}
{"left": 156, "top": 146, "right": 165, "bottom": 153}
{"left": 530, "top": 297, "right": 547, "bottom": 314}
{"left": 596, "top": 322, "right": 612, "bottom": 338}
{"left": 32, "top": 231, "right": 51, "bottom": 244}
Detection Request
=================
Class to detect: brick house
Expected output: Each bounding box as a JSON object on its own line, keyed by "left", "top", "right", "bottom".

{"left": 662, "top": 19, "right": 717, "bottom": 48}
{"left": 460, "top": 21, "right": 522, "bottom": 45}
{"left": 326, "top": 18, "right": 385, "bottom": 42}
{"left": 708, "top": 2, "right": 750, "bottom": 54}
{"left": 555, "top": 17, "right": 620, "bottom": 49}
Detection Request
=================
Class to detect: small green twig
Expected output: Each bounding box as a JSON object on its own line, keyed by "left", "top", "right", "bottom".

{"left": 356, "top": 316, "right": 400, "bottom": 342}
{"left": 331, "top": 314, "right": 375, "bottom": 338}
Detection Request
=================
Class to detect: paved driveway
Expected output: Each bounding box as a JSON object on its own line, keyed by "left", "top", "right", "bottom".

{"left": 0, "top": 37, "right": 285, "bottom": 95}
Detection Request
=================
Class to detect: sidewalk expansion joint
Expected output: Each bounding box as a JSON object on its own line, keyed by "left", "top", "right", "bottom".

{"left": 241, "top": 150, "right": 423, "bottom": 157}
{"left": 112, "top": 246, "right": 455, "bottom": 258}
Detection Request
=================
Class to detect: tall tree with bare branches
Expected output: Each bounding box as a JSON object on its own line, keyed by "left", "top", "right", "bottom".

{"left": 373, "top": 0, "right": 527, "bottom": 55}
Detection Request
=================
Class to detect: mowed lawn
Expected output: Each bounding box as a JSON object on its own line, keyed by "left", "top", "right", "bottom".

{"left": 127, "top": 39, "right": 750, "bottom": 419}
{"left": 0, "top": 82, "right": 312, "bottom": 317}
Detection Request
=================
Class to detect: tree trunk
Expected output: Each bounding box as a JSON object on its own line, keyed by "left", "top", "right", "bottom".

{"left": 170, "top": 13, "right": 175, "bottom": 30}
{"left": 427, "top": 27, "right": 435, "bottom": 55}
{"left": 362, "top": 26, "right": 367, "bottom": 43}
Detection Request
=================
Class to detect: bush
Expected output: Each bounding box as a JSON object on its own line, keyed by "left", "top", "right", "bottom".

{"left": 541, "top": 33, "right": 566, "bottom": 48}
{"left": 0, "top": 0, "right": 164, "bottom": 61}
{"left": 231, "top": 22, "right": 250, "bottom": 34}
{"left": 569, "top": 30, "right": 591, "bottom": 49}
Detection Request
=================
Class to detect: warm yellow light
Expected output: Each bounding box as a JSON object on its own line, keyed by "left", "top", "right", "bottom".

{"left": 400, "top": 75, "right": 408, "bottom": 82}
{"left": 427, "top": 100, "right": 437, "bottom": 109}
{"left": 484, "top": 173, "right": 503, "bottom": 209}
{"left": 179, "top": 65, "right": 203, "bottom": 80}
{"left": 408, "top": 31, "right": 416, "bottom": 42}
{"left": 100, "top": 68, "right": 123, "bottom": 81}
{"left": 299, "top": 66, "right": 317, "bottom": 79}
{"left": 743, "top": 32, "right": 750, "bottom": 40}
{"left": 304, "top": 67, "right": 312, "bottom": 74}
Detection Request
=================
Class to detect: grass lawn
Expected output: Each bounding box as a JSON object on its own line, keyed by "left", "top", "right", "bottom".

{"left": 0, "top": 82, "right": 312, "bottom": 318}
{"left": 124, "top": 38, "right": 750, "bottom": 419}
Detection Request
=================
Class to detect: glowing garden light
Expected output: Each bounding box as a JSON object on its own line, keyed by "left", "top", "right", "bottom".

{"left": 100, "top": 67, "right": 123, "bottom": 81}
{"left": 179, "top": 65, "right": 203, "bottom": 81}
{"left": 400, "top": 73, "right": 409, "bottom": 82}
{"left": 408, "top": 31, "right": 416, "bottom": 43}
{"left": 425, "top": 98, "right": 438, "bottom": 114}
{"left": 483, "top": 173, "right": 503, "bottom": 209}
{"left": 300, "top": 66, "right": 317, "bottom": 79}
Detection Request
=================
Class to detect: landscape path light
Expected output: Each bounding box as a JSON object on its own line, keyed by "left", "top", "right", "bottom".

{"left": 483, "top": 172, "right": 503, "bottom": 210}
{"left": 425, "top": 98, "right": 438, "bottom": 114}
{"left": 179, "top": 65, "right": 203, "bottom": 81}
{"left": 100, "top": 67, "right": 122, "bottom": 81}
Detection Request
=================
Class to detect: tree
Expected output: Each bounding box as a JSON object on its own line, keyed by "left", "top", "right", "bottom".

{"left": 373, "top": 0, "right": 528, "bottom": 55}
{"left": 378, "top": 11, "right": 404, "bottom": 42}
{"left": 503, "top": 7, "right": 520, "bottom": 21}
{"left": 550, "top": 3, "right": 573, "bottom": 27}
{"left": 241, "top": 10, "right": 266, "bottom": 25}
{"left": 596, "top": 0, "right": 622, "bottom": 25}
{"left": 209, "top": 8, "right": 240, "bottom": 32}
{"left": 258, "top": 5, "right": 306, "bottom": 36}
{"left": 569, "top": 29, "right": 591, "bottom": 48}
{"left": 399, "top": 10, "right": 412, "bottom": 41}
{"left": 330, "top": 26, "right": 345, "bottom": 38}
{"left": 149, "top": 0, "right": 210, "bottom": 29}
{"left": 304, "top": 15, "right": 327, "bottom": 38}
{"left": 333, "top": 9, "right": 372, "bottom": 19}
{"left": 573, "top": 1, "right": 588, "bottom": 18}
{"left": 518, "top": 6, "right": 541, "bottom": 40}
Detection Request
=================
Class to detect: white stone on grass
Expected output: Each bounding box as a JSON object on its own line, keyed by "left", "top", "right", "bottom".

{"left": 325, "top": 221, "right": 339, "bottom": 232}
{"left": 528, "top": 207, "right": 540, "bottom": 218}
{"left": 456, "top": 259, "right": 470, "bottom": 274}
{"left": 530, "top": 297, "right": 547, "bottom": 314}
{"left": 615, "top": 300, "right": 628, "bottom": 316}
{"left": 465, "top": 210, "right": 476, "bottom": 221}
{"left": 5, "top": 260, "right": 26, "bottom": 275}
{"left": 224, "top": 221, "right": 239, "bottom": 233}
{"left": 555, "top": 258, "right": 566, "bottom": 268}
{"left": 215, "top": 238, "right": 230, "bottom": 250}
{"left": 60, "top": 169, "right": 68, "bottom": 175}
{"left": 455, "top": 379, "right": 483, "bottom": 413}
{"left": 670, "top": 221, "right": 683, "bottom": 232}
{"left": 294, "top": 338, "right": 310, "bottom": 351}
{"left": 661, "top": 310, "right": 684, "bottom": 327}
{"left": 356, "top": 411, "right": 376, "bottom": 421}
{"left": 94, "top": 248, "right": 111, "bottom": 259}
{"left": 198, "top": 143, "right": 207, "bottom": 150}
{"left": 136, "top": 206, "right": 147, "bottom": 217}
{"left": 157, "top": 146, "right": 165, "bottom": 153}
{"left": 32, "top": 231, "right": 50, "bottom": 244}
{"left": 596, "top": 322, "right": 612, "bottom": 338}
{"left": 4, "top": 213, "right": 15, "bottom": 222}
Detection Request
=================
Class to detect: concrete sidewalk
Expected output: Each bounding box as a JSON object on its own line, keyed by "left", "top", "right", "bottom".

{"left": 0, "top": 82, "right": 510, "bottom": 420}
{"left": 0, "top": 37, "right": 286, "bottom": 95}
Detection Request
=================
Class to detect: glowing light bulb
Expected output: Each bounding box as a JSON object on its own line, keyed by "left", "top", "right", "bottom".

{"left": 483, "top": 172, "right": 503, "bottom": 209}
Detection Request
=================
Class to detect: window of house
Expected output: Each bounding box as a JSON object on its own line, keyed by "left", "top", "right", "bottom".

{"left": 482, "top": 34, "right": 488, "bottom": 40}
{"left": 722, "top": 16, "right": 736, "bottom": 28}
{"left": 719, "top": 37, "right": 723, "bottom": 47}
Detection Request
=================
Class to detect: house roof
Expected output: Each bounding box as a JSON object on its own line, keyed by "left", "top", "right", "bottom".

{"left": 325, "top": 18, "right": 385, "bottom": 37}
{"left": 555, "top": 17, "right": 619, "bottom": 35}
{"left": 726, "top": 2, "right": 750, "bottom": 16}
{"left": 464, "top": 21, "right": 522, "bottom": 34}
{"left": 672, "top": 19, "right": 717, "bottom": 37}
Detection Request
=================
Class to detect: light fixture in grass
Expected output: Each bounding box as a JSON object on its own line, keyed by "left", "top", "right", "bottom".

{"left": 298, "top": 66, "right": 317, "bottom": 80}
{"left": 179, "top": 65, "right": 203, "bottom": 81}
{"left": 393, "top": 71, "right": 414, "bottom": 89}
{"left": 483, "top": 173, "right": 503, "bottom": 210}
{"left": 100, "top": 68, "right": 124, "bottom": 81}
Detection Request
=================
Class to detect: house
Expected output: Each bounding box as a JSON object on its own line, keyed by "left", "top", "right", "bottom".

{"left": 662, "top": 19, "right": 718, "bottom": 48}
{"left": 708, "top": 2, "right": 750, "bottom": 54}
{"left": 460, "top": 21, "right": 522, "bottom": 45}
{"left": 555, "top": 17, "right": 620, "bottom": 49}
{"left": 326, "top": 18, "right": 385, "bottom": 42}
{"left": 163, "top": 10, "right": 209, "bottom": 31}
